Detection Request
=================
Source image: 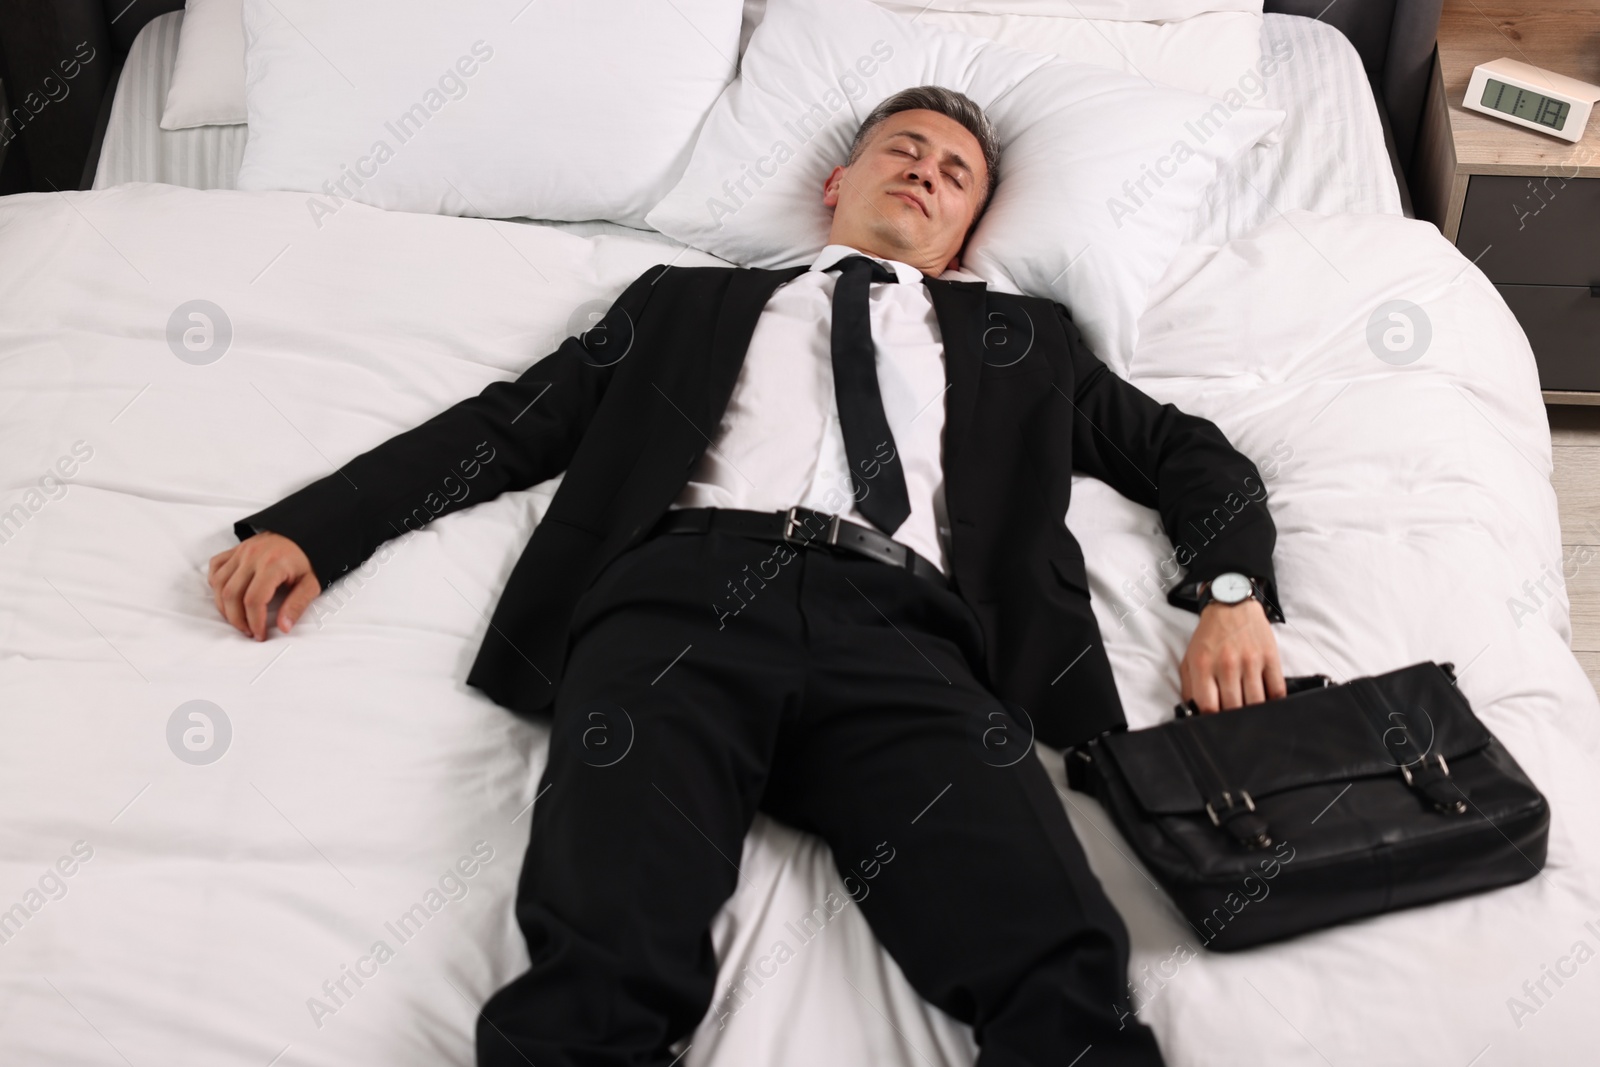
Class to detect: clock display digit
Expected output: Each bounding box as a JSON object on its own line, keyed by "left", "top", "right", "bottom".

{"left": 1534, "top": 96, "right": 1569, "bottom": 130}
{"left": 1481, "top": 77, "right": 1570, "bottom": 130}
{"left": 1484, "top": 78, "right": 1509, "bottom": 112}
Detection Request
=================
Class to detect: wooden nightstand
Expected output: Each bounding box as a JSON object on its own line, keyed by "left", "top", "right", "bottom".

{"left": 1413, "top": 0, "right": 1600, "bottom": 405}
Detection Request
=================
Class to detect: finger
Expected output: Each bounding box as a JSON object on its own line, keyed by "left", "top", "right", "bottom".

{"left": 1264, "top": 648, "right": 1288, "bottom": 700}
{"left": 1216, "top": 657, "right": 1244, "bottom": 711}
{"left": 278, "top": 572, "right": 320, "bottom": 633}
{"left": 208, "top": 546, "right": 236, "bottom": 580}
{"left": 210, "top": 555, "right": 241, "bottom": 617}
{"left": 1193, "top": 670, "right": 1221, "bottom": 714}
{"left": 209, "top": 549, "right": 240, "bottom": 589}
{"left": 243, "top": 564, "right": 283, "bottom": 641}
{"left": 220, "top": 562, "right": 255, "bottom": 636}
{"left": 1242, "top": 656, "right": 1267, "bottom": 706}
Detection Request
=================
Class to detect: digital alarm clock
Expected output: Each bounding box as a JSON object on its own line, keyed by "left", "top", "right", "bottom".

{"left": 1463, "top": 57, "right": 1600, "bottom": 144}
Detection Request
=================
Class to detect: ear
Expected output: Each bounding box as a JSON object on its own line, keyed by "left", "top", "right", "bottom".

{"left": 822, "top": 165, "right": 846, "bottom": 208}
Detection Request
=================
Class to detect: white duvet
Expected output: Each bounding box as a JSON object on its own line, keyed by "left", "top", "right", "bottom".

{"left": 2, "top": 183, "right": 1597, "bottom": 1067}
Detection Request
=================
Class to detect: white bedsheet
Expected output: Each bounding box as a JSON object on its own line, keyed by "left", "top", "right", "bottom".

{"left": 1184, "top": 10, "right": 1402, "bottom": 244}
{"left": 1, "top": 183, "right": 1596, "bottom": 1067}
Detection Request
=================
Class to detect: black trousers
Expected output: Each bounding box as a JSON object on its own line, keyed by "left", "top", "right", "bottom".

{"left": 477, "top": 525, "right": 1167, "bottom": 1067}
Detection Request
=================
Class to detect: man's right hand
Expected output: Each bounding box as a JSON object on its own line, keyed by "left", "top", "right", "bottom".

{"left": 208, "top": 532, "right": 321, "bottom": 641}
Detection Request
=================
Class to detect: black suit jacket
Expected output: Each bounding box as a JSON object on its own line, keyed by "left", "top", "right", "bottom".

{"left": 236, "top": 263, "right": 1283, "bottom": 750}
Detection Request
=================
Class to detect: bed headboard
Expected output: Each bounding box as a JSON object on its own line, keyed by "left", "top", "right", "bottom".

{"left": 104, "top": 0, "right": 186, "bottom": 53}
{"left": 1, "top": 0, "right": 1442, "bottom": 195}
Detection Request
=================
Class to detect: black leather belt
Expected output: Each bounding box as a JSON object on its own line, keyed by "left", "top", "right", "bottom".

{"left": 648, "top": 506, "right": 951, "bottom": 591}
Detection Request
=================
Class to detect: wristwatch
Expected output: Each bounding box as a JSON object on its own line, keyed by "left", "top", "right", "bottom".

{"left": 1196, "top": 572, "right": 1260, "bottom": 612}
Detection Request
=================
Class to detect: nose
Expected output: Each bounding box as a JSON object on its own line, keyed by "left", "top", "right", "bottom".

{"left": 905, "top": 165, "right": 933, "bottom": 193}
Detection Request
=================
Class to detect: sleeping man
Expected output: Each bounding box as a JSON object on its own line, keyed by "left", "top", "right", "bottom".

{"left": 209, "top": 85, "right": 1286, "bottom": 1067}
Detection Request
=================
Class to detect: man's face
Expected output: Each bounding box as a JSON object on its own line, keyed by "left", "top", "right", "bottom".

{"left": 821, "top": 109, "right": 989, "bottom": 276}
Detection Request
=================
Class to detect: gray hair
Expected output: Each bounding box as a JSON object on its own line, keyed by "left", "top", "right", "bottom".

{"left": 846, "top": 86, "right": 1001, "bottom": 220}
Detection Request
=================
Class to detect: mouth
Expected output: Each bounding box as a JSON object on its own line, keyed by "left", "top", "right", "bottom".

{"left": 889, "top": 190, "right": 929, "bottom": 218}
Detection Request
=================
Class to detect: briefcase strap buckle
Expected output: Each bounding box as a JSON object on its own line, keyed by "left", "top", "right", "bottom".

{"left": 1399, "top": 753, "right": 1468, "bottom": 815}
{"left": 1397, "top": 752, "right": 1450, "bottom": 786}
{"left": 1205, "top": 789, "right": 1256, "bottom": 827}
{"left": 1204, "top": 789, "right": 1271, "bottom": 849}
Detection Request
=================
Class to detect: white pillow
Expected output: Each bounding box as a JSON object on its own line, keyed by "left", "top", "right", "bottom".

{"left": 873, "top": 4, "right": 1268, "bottom": 104}
{"left": 738, "top": 0, "right": 1262, "bottom": 40}
{"left": 235, "top": 0, "right": 743, "bottom": 226}
{"left": 648, "top": 0, "right": 1283, "bottom": 368}
{"left": 881, "top": 0, "right": 1261, "bottom": 15}
{"left": 161, "top": 0, "right": 247, "bottom": 129}
{"left": 163, "top": 0, "right": 1265, "bottom": 149}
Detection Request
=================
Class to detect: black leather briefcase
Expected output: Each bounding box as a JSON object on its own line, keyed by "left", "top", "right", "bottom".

{"left": 1063, "top": 661, "right": 1550, "bottom": 951}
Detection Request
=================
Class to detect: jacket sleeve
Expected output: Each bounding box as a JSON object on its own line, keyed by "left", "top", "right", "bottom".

{"left": 1055, "top": 302, "right": 1285, "bottom": 623}
{"left": 234, "top": 263, "right": 670, "bottom": 591}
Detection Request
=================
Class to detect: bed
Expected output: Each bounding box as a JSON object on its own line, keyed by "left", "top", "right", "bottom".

{"left": 5, "top": 2, "right": 1599, "bottom": 1066}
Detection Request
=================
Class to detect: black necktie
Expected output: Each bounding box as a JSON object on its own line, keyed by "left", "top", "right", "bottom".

{"left": 826, "top": 254, "right": 912, "bottom": 537}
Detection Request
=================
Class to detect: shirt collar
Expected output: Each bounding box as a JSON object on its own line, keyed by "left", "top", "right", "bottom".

{"left": 810, "top": 244, "right": 924, "bottom": 286}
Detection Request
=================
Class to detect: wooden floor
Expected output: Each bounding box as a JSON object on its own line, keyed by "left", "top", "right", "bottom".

{"left": 1548, "top": 404, "right": 1600, "bottom": 694}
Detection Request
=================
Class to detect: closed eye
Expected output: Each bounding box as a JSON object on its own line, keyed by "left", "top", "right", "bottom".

{"left": 889, "top": 139, "right": 966, "bottom": 190}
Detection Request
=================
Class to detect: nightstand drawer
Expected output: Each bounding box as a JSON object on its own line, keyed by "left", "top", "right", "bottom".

{"left": 1495, "top": 283, "right": 1600, "bottom": 391}
{"left": 1458, "top": 175, "right": 1600, "bottom": 286}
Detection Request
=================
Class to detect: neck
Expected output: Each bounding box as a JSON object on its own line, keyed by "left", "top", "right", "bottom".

{"left": 825, "top": 229, "right": 951, "bottom": 277}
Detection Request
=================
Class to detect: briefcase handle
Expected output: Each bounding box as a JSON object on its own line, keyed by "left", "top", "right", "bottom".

{"left": 1171, "top": 662, "right": 1458, "bottom": 719}
{"left": 1173, "top": 673, "right": 1331, "bottom": 718}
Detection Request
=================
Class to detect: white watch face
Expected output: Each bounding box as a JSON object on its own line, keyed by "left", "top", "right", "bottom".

{"left": 1210, "top": 572, "right": 1253, "bottom": 604}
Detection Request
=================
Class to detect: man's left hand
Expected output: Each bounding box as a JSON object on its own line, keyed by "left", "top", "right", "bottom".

{"left": 1179, "top": 600, "right": 1286, "bottom": 713}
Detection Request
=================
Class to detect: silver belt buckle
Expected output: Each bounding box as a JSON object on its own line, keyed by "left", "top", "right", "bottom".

{"left": 783, "top": 506, "right": 841, "bottom": 546}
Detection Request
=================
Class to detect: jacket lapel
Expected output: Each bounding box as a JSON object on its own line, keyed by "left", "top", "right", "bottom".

{"left": 705, "top": 265, "right": 811, "bottom": 427}
{"left": 924, "top": 277, "right": 986, "bottom": 477}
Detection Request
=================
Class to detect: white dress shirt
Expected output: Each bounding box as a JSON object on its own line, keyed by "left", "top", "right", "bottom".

{"left": 668, "top": 243, "right": 982, "bottom": 577}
